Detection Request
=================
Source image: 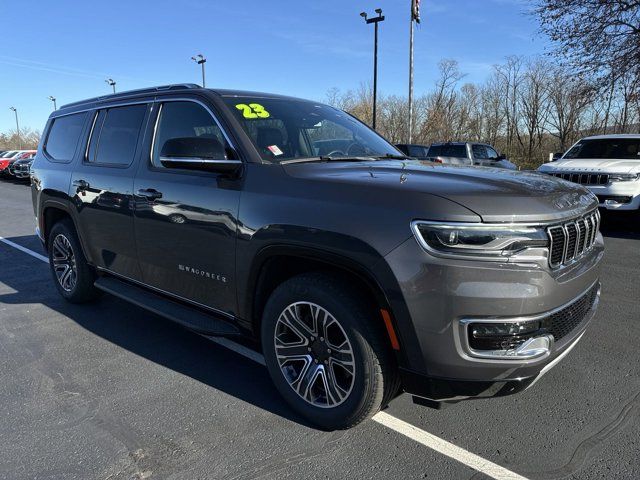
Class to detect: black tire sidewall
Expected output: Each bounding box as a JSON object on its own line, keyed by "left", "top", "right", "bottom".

{"left": 261, "top": 274, "right": 384, "bottom": 430}
{"left": 48, "top": 220, "right": 97, "bottom": 303}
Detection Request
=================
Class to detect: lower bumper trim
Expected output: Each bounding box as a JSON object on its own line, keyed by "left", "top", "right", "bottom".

{"left": 399, "top": 368, "right": 536, "bottom": 402}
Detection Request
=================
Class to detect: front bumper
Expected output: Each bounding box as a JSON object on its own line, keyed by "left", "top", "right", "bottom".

{"left": 382, "top": 233, "right": 603, "bottom": 402}
{"left": 587, "top": 183, "right": 640, "bottom": 210}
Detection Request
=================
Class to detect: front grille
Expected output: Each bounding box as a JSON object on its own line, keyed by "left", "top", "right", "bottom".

{"left": 549, "top": 172, "right": 609, "bottom": 185}
{"left": 547, "top": 210, "right": 600, "bottom": 268}
{"left": 541, "top": 283, "right": 599, "bottom": 342}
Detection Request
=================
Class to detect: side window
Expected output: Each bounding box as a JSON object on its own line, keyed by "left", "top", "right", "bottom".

{"left": 152, "top": 101, "right": 230, "bottom": 168}
{"left": 485, "top": 146, "right": 499, "bottom": 160}
{"left": 408, "top": 145, "right": 427, "bottom": 157}
{"left": 45, "top": 112, "right": 87, "bottom": 162}
{"left": 87, "top": 104, "right": 147, "bottom": 166}
{"left": 472, "top": 144, "right": 488, "bottom": 159}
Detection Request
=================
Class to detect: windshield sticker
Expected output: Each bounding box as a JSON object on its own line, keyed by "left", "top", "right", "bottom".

{"left": 235, "top": 103, "right": 270, "bottom": 119}
{"left": 267, "top": 145, "right": 283, "bottom": 156}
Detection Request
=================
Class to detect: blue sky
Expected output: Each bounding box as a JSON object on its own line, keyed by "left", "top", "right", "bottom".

{"left": 0, "top": 0, "right": 549, "bottom": 133}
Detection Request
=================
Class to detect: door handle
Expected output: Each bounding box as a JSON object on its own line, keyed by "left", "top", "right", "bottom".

{"left": 137, "top": 188, "right": 163, "bottom": 200}
{"left": 72, "top": 179, "right": 89, "bottom": 191}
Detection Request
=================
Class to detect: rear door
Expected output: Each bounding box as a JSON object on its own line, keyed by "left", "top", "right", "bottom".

{"left": 70, "top": 102, "right": 150, "bottom": 280}
{"left": 132, "top": 98, "right": 241, "bottom": 316}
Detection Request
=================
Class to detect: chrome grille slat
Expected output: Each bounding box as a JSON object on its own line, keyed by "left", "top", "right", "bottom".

{"left": 565, "top": 223, "right": 577, "bottom": 261}
{"left": 575, "top": 219, "right": 585, "bottom": 255}
{"left": 547, "top": 172, "right": 609, "bottom": 185}
{"left": 547, "top": 210, "right": 600, "bottom": 268}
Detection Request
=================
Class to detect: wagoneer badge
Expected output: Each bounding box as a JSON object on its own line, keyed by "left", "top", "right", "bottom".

{"left": 178, "top": 264, "right": 227, "bottom": 283}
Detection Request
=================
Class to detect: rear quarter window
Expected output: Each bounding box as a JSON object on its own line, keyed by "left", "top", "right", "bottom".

{"left": 44, "top": 112, "right": 88, "bottom": 162}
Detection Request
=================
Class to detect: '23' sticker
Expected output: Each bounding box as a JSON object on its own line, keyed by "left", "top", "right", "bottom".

{"left": 235, "top": 103, "right": 270, "bottom": 119}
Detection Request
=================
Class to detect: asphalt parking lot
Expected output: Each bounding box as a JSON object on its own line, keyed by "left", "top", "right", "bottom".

{"left": 1, "top": 178, "right": 639, "bottom": 480}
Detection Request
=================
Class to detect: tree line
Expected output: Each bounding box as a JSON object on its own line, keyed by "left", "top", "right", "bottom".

{"left": 0, "top": 129, "right": 40, "bottom": 151}
{"left": 327, "top": 55, "right": 639, "bottom": 170}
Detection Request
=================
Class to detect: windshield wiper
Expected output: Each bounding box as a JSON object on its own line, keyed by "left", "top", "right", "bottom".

{"left": 281, "top": 156, "right": 376, "bottom": 165}
{"left": 320, "top": 155, "right": 377, "bottom": 162}
{"left": 374, "top": 154, "right": 412, "bottom": 160}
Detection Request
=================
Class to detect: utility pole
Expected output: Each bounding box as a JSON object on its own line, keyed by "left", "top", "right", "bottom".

{"left": 360, "top": 9, "right": 385, "bottom": 131}
{"left": 105, "top": 78, "right": 116, "bottom": 94}
{"left": 48, "top": 96, "right": 57, "bottom": 110}
{"left": 191, "top": 54, "right": 207, "bottom": 87}
{"left": 9, "top": 107, "right": 21, "bottom": 149}
{"left": 408, "top": 0, "right": 421, "bottom": 143}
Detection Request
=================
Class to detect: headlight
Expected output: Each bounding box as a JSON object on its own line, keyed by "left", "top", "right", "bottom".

{"left": 609, "top": 173, "right": 639, "bottom": 182}
{"left": 412, "top": 222, "right": 549, "bottom": 259}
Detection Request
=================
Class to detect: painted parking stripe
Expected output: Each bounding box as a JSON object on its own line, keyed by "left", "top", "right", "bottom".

{"left": 373, "top": 411, "right": 528, "bottom": 480}
{"left": 0, "top": 239, "right": 530, "bottom": 480}
{"left": 0, "top": 236, "right": 49, "bottom": 263}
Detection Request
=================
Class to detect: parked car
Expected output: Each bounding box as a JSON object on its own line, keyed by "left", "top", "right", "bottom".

{"left": 31, "top": 84, "right": 603, "bottom": 430}
{"left": 6, "top": 150, "right": 36, "bottom": 177}
{"left": 0, "top": 150, "right": 27, "bottom": 175}
{"left": 538, "top": 134, "right": 640, "bottom": 211}
{"left": 11, "top": 157, "right": 35, "bottom": 179}
{"left": 426, "top": 142, "right": 517, "bottom": 169}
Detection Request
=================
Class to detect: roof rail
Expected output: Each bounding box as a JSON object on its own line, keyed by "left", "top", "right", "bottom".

{"left": 59, "top": 84, "right": 201, "bottom": 109}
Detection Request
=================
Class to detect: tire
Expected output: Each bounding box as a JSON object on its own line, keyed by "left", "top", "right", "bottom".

{"left": 261, "top": 272, "right": 399, "bottom": 430}
{"left": 48, "top": 219, "right": 100, "bottom": 303}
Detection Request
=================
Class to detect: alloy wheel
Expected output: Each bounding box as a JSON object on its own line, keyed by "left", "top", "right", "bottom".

{"left": 52, "top": 234, "right": 77, "bottom": 292}
{"left": 274, "top": 302, "right": 355, "bottom": 408}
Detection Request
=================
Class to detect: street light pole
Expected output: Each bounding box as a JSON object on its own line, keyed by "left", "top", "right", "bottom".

{"left": 360, "top": 9, "right": 385, "bottom": 131}
{"left": 48, "top": 96, "right": 57, "bottom": 110}
{"left": 408, "top": 0, "right": 421, "bottom": 143}
{"left": 191, "top": 54, "right": 207, "bottom": 87}
{"left": 9, "top": 107, "right": 21, "bottom": 149}
{"left": 105, "top": 78, "right": 116, "bottom": 94}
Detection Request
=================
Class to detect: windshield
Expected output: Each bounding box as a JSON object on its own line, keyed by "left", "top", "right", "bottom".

{"left": 222, "top": 96, "right": 400, "bottom": 162}
{"left": 564, "top": 138, "right": 640, "bottom": 160}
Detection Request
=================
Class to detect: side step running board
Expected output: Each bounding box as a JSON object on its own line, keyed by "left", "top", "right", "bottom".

{"left": 94, "top": 276, "right": 240, "bottom": 336}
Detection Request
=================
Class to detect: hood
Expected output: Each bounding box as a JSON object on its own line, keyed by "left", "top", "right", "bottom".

{"left": 284, "top": 160, "right": 597, "bottom": 223}
{"left": 539, "top": 158, "right": 640, "bottom": 174}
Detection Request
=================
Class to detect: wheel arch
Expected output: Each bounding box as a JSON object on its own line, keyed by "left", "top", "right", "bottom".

{"left": 40, "top": 201, "right": 91, "bottom": 262}
{"left": 243, "top": 244, "right": 401, "bottom": 354}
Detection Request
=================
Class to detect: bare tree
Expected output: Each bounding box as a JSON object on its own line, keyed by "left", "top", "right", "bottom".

{"left": 535, "top": 0, "right": 640, "bottom": 87}
{"left": 546, "top": 69, "right": 594, "bottom": 150}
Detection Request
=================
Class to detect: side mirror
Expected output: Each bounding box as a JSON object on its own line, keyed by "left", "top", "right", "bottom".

{"left": 551, "top": 152, "right": 563, "bottom": 162}
{"left": 159, "top": 137, "right": 241, "bottom": 174}
{"left": 497, "top": 153, "right": 507, "bottom": 160}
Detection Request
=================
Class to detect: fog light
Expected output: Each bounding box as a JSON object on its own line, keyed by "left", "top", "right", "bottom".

{"left": 466, "top": 320, "right": 552, "bottom": 359}
{"left": 469, "top": 320, "right": 541, "bottom": 351}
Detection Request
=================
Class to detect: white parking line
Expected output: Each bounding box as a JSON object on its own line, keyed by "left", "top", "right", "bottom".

{"left": 0, "top": 236, "right": 49, "bottom": 263}
{"left": 0, "top": 239, "right": 529, "bottom": 480}
{"left": 373, "top": 412, "right": 528, "bottom": 480}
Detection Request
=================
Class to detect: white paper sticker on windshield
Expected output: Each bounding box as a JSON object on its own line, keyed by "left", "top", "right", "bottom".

{"left": 267, "top": 145, "right": 283, "bottom": 156}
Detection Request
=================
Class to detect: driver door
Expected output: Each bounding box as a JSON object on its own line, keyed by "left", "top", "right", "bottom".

{"left": 133, "top": 99, "right": 241, "bottom": 315}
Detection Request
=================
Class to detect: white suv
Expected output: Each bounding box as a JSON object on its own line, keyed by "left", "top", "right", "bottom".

{"left": 538, "top": 134, "right": 640, "bottom": 211}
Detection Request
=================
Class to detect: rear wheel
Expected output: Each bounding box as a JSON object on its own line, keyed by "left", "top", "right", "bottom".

{"left": 48, "top": 219, "right": 100, "bottom": 303}
{"left": 261, "top": 272, "right": 398, "bottom": 430}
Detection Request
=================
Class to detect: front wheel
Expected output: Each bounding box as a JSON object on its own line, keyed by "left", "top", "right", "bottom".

{"left": 261, "top": 273, "right": 398, "bottom": 430}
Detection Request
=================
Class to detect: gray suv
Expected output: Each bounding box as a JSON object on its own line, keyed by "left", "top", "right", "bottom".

{"left": 31, "top": 85, "right": 603, "bottom": 429}
{"left": 427, "top": 141, "right": 517, "bottom": 169}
